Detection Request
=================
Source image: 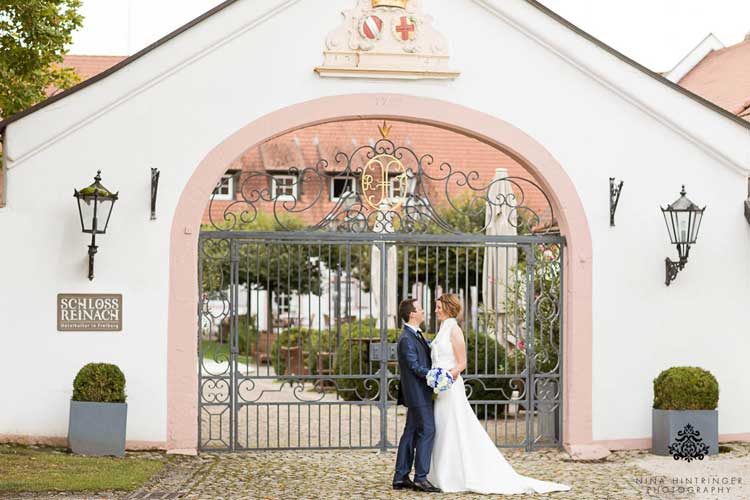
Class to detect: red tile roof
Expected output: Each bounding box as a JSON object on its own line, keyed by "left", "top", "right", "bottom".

{"left": 46, "top": 55, "right": 127, "bottom": 97}
{"left": 64, "top": 55, "right": 128, "bottom": 79}
{"left": 679, "top": 39, "right": 750, "bottom": 121}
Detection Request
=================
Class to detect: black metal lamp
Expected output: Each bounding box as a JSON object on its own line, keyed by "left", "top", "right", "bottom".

{"left": 661, "top": 185, "right": 705, "bottom": 286}
{"left": 74, "top": 171, "right": 119, "bottom": 280}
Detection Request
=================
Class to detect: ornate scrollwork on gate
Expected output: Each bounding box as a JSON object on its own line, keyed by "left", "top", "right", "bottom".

{"left": 207, "top": 122, "right": 556, "bottom": 235}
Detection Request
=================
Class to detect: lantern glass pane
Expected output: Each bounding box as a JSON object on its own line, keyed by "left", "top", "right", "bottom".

{"left": 95, "top": 198, "right": 115, "bottom": 233}
{"left": 690, "top": 211, "right": 704, "bottom": 243}
{"left": 663, "top": 210, "right": 677, "bottom": 244}
{"left": 675, "top": 210, "right": 691, "bottom": 244}
{"left": 78, "top": 196, "right": 97, "bottom": 232}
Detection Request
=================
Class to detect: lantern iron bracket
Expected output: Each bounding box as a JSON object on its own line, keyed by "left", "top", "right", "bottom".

{"left": 610, "top": 177, "right": 623, "bottom": 227}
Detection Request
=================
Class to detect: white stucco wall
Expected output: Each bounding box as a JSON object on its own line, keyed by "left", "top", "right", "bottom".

{"left": 1, "top": 0, "right": 749, "bottom": 445}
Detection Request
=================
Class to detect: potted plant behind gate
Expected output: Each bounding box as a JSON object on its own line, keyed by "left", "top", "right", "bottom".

{"left": 68, "top": 363, "right": 128, "bottom": 457}
{"left": 652, "top": 366, "right": 719, "bottom": 458}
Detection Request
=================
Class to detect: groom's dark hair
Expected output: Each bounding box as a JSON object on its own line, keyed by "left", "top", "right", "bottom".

{"left": 398, "top": 299, "right": 418, "bottom": 324}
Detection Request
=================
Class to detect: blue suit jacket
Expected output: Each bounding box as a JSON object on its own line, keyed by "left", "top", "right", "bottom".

{"left": 396, "top": 326, "right": 433, "bottom": 408}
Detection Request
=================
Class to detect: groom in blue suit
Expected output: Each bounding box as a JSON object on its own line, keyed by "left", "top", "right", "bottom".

{"left": 393, "top": 299, "right": 441, "bottom": 493}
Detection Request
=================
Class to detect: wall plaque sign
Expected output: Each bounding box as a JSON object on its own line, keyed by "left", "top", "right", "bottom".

{"left": 57, "top": 294, "right": 122, "bottom": 331}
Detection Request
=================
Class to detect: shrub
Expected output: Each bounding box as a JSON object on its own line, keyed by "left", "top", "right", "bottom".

{"left": 236, "top": 314, "right": 259, "bottom": 356}
{"left": 653, "top": 366, "right": 719, "bottom": 410}
{"left": 72, "top": 363, "right": 126, "bottom": 403}
{"left": 464, "top": 329, "right": 515, "bottom": 418}
{"left": 332, "top": 319, "right": 514, "bottom": 414}
{"left": 334, "top": 318, "right": 400, "bottom": 401}
{"left": 270, "top": 327, "right": 332, "bottom": 377}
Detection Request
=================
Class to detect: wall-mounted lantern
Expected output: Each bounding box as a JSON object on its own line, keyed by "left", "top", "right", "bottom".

{"left": 661, "top": 185, "right": 705, "bottom": 286}
{"left": 74, "top": 171, "right": 119, "bottom": 281}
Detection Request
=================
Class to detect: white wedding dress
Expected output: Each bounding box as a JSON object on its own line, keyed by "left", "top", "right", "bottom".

{"left": 426, "top": 317, "right": 571, "bottom": 495}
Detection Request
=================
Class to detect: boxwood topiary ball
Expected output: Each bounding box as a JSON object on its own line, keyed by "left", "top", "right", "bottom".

{"left": 72, "top": 363, "right": 127, "bottom": 403}
{"left": 653, "top": 366, "right": 718, "bottom": 410}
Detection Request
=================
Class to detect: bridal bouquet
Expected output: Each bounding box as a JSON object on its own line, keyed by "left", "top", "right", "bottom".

{"left": 426, "top": 368, "right": 454, "bottom": 394}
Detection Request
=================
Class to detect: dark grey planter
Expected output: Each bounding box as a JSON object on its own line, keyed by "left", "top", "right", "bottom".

{"left": 652, "top": 409, "right": 718, "bottom": 458}
{"left": 68, "top": 401, "right": 127, "bottom": 457}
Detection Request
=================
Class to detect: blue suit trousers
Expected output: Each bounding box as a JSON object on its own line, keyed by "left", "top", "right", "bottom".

{"left": 393, "top": 403, "right": 435, "bottom": 482}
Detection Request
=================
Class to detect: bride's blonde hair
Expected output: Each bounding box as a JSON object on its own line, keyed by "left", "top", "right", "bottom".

{"left": 437, "top": 293, "right": 462, "bottom": 320}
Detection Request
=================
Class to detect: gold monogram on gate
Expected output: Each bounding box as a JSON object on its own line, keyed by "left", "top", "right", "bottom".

{"left": 360, "top": 154, "right": 409, "bottom": 209}
{"left": 360, "top": 121, "right": 410, "bottom": 209}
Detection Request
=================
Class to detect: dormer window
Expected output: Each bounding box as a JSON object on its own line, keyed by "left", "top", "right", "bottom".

{"left": 330, "top": 176, "right": 357, "bottom": 201}
{"left": 212, "top": 172, "right": 236, "bottom": 201}
{"left": 271, "top": 174, "right": 298, "bottom": 201}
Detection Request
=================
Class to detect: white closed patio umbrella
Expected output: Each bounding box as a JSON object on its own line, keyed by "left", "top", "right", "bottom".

{"left": 482, "top": 169, "right": 518, "bottom": 343}
{"left": 370, "top": 203, "right": 398, "bottom": 329}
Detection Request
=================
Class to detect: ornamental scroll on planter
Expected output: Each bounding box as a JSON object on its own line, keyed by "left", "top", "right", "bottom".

{"left": 651, "top": 367, "right": 719, "bottom": 460}
{"left": 315, "top": 0, "right": 459, "bottom": 80}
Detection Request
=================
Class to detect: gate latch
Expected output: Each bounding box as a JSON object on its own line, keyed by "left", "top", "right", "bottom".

{"left": 370, "top": 342, "right": 398, "bottom": 362}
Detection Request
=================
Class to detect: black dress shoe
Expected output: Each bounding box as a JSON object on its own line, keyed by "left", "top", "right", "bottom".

{"left": 392, "top": 477, "right": 415, "bottom": 490}
{"left": 413, "top": 479, "right": 441, "bottom": 493}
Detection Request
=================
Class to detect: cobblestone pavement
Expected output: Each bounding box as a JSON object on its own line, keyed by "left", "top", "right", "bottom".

{"left": 7, "top": 442, "right": 750, "bottom": 500}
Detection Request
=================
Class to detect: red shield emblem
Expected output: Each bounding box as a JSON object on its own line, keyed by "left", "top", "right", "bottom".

{"left": 360, "top": 15, "right": 384, "bottom": 40}
{"left": 393, "top": 16, "right": 416, "bottom": 42}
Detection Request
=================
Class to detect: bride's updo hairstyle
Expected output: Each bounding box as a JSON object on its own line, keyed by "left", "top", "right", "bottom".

{"left": 437, "top": 293, "right": 462, "bottom": 320}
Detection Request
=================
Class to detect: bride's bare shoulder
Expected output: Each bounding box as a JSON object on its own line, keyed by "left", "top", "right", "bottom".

{"left": 449, "top": 321, "right": 464, "bottom": 338}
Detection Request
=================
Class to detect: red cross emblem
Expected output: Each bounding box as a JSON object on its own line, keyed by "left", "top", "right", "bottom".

{"left": 360, "top": 15, "right": 384, "bottom": 40}
{"left": 393, "top": 16, "right": 416, "bottom": 42}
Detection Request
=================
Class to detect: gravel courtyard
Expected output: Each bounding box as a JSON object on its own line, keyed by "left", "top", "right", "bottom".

{"left": 7, "top": 442, "right": 748, "bottom": 500}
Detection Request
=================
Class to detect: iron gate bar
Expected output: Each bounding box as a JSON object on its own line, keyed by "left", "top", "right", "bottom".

{"left": 378, "top": 240, "right": 388, "bottom": 451}
{"left": 199, "top": 231, "right": 566, "bottom": 245}
{"left": 525, "top": 244, "right": 535, "bottom": 452}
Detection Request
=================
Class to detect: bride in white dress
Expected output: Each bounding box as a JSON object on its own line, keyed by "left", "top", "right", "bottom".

{"left": 426, "top": 294, "right": 571, "bottom": 495}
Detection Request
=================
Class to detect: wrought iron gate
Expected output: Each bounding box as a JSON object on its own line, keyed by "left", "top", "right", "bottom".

{"left": 197, "top": 126, "right": 565, "bottom": 452}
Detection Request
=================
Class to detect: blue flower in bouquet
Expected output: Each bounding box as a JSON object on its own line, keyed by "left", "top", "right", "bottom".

{"left": 426, "top": 367, "right": 454, "bottom": 394}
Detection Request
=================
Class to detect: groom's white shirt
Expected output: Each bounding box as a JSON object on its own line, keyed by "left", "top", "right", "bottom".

{"left": 403, "top": 322, "right": 422, "bottom": 338}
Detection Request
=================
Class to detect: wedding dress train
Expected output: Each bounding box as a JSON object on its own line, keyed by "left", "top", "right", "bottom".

{"left": 426, "top": 317, "right": 571, "bottom": 495}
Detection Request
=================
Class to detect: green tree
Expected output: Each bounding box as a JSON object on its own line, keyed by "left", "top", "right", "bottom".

{"left": 393, "top": 194, "right": 487, "bottom": 331}
{"left": 201, "top": 213, "right": 324, "bottom": 334}
{"left": 0, "top": 0, "right": 84, "bottom": 120}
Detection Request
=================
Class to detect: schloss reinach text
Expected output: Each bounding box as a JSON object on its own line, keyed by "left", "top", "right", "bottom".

{"left": 60, "top": 297, "right": 120, "bottom": 309}
{"left": 60, "top": 297, "right": 121, "bottom": 321}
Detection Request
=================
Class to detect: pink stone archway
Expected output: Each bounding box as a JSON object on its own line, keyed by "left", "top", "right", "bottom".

{"left": 167, "top": 94, "right": 597, "bottom": 457}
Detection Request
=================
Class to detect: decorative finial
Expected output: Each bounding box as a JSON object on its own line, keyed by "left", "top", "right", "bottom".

{"left": 372, "top": 0, "right": 408, "bottom": 9}
{"left": 378, "top": 120, "right": 392, "bottom": 139}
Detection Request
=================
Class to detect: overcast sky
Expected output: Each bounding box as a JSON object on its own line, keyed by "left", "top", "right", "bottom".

{"left": 69, "top": 0, "right": 750, "bottom": 71}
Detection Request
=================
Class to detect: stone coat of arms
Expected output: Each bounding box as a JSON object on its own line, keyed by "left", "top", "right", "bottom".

{"left": 315, "top": 0, "right": 459, "bottom": 79}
